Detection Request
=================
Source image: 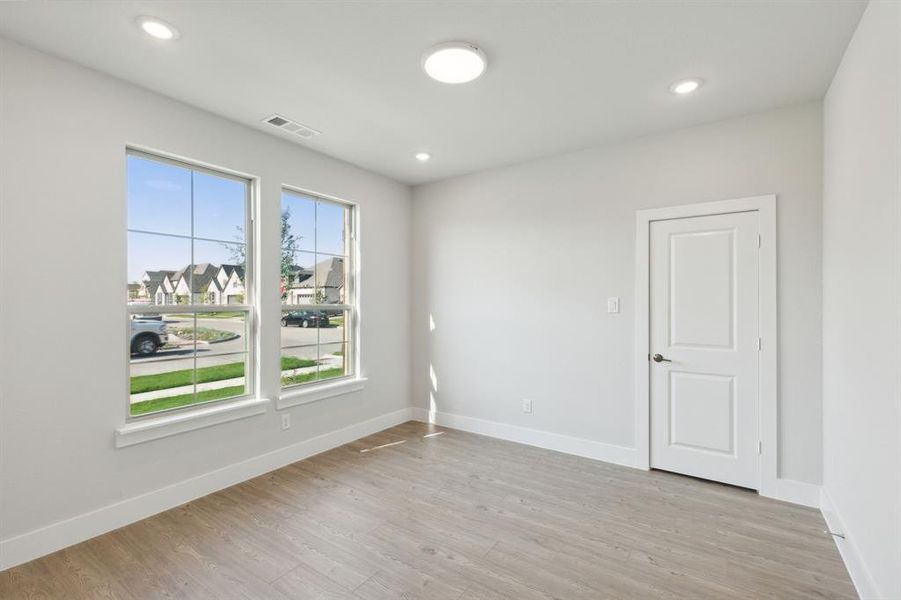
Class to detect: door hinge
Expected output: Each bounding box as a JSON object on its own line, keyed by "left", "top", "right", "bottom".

{"left": 757, "top": 234, "right": 762, "bottom": 248}
{"left": 756, "top": 337, "right": 762, "bottom": 351}
{"left": 758, "top": 440, "right": 763, "bottom": 454}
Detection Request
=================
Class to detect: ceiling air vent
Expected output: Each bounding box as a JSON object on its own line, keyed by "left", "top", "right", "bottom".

{"left": 264, "top": 114, "right": 321, "bottom": 139}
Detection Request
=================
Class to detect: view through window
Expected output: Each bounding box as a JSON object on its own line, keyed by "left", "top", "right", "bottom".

{"left": 126, "top": 151, "right": 252, "bottom": 417}
{"left": 280, "top": 189, "right": 355, "bottom": 389}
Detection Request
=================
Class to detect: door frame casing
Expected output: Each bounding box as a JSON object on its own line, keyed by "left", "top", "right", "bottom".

{"left": 634, "top": 194, "right": 778, "bottom": 495}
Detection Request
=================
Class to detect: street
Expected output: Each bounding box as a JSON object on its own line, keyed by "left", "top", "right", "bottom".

{"left": 130, "top": 315, "right": 346, "bottom": 377}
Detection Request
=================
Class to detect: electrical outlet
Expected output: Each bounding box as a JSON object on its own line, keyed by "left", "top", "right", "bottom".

{"left": 522, "top": 399, "right": 532, "bottom": 414}
{"left": 281, "top": 414, "right": 291, "bottom": 430}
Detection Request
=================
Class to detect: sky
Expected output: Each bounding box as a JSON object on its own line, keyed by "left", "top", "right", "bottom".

{"left": 127, "top": 155, "right": 347, "bottom": 283}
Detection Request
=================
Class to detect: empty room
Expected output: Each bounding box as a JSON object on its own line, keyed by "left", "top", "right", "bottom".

{"left": 0, "top": 1, "right": 898, "bottom": 598}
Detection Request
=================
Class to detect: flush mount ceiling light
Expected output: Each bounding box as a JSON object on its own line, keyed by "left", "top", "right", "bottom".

{"left": 670, "top": 78, "right": 703, "bottom": 95}
{"left": 422, "top": 42, "right": 487, "bottom": 84}
{"left": 136, "top": 16, "right": 180, "bottom": 41}
{"left": 415, "top": 152, "right": 431, "bottom": 162}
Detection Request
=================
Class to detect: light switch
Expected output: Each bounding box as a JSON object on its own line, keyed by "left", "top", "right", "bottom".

{"left": 607, "top": 297, "right": 620, "bottom": 313}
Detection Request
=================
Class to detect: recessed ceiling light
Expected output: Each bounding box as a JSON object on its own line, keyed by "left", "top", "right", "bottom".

{"left": 422, "top": 42, "right": 487, "bottom": 84}
{"left": 136, "top": 16, "right": 180, "bottom": 41}
{"left": 670, "top": 78, "right": 703, "bottom": 95}
{"left": 415, "top": 152, "right": 431, "bottom": 162}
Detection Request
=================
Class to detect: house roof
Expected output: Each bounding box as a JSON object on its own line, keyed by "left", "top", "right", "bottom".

{"left": 291, "top": 257, "right": 344, "bottom": 289}
{"left": 143, "top": 263, "right": 248, "bottom": 295}
{"left": 288, "top": 265, "right": 312, "bottom": 285}
{"left": 172, "top": 263, "right": 221, "bottom": 293}
{"left": 143, "top": 270, "right": 176, "bottom": 293}
{"left": 220, "top": 263, "right": 246, "bottom": 280}
{"left": 144, "top": 270, "right": 177, "bottom": 279}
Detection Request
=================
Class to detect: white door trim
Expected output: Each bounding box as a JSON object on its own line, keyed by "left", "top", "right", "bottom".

{"left": 634, "top": 194, "right": 778, "bottom": 495}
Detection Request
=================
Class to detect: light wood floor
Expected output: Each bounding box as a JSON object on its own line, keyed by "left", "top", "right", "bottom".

{"left": 1, "top": 421, "right": 855, "bottom": 599}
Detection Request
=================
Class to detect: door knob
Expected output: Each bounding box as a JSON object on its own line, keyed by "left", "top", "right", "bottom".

{"left": 652, "top": 353, "right": 672, "bottom": 363}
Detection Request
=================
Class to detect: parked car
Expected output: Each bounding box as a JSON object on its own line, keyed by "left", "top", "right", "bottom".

{"left": 131, "top": 313, "right": 163, "bottom": 321}
{"left": 130, "top": 319, "right": 169, "bottom": 356}
{"left": 281, "top": 310, "right": 329, "bottom": 328}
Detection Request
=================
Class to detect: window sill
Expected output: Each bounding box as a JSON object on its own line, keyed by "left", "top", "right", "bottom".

{"left": 276, "top": 377, "right": 367, "bottom": 410}
{"left": 115, "top": 397, "right": 270, "bottom": 448}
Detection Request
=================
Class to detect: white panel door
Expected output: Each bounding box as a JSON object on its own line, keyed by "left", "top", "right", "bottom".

{"left": 649, "top": 211, "right": 760, "bottom": 489}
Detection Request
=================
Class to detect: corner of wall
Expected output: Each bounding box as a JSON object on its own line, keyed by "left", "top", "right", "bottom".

{"left": 820, "top": 488, "right": 883, "bottom": 599}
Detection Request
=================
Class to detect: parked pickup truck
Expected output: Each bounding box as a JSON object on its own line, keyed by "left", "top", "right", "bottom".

{"left": 130, "top": 319, "right": 169, "bottom": 356}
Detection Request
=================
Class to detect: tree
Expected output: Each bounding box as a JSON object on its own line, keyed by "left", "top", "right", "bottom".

{"left": 224, "top": 207, "right": 301, "bottom": 299}
{"left": 280, "top": 207, "right": 300, "bottom": 290}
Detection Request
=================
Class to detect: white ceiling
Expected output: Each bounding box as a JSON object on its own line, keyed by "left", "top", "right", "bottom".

{"left": 0, "top": 1, "right": 865, "bottom": 185}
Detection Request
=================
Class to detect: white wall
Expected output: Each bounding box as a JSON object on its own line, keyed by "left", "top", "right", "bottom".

{"left": 822, "top": 2, "right": 901, "bottom": 597}
{"left": 412, "top": 102, "right": 824, "bottom": 485}
{"left": 0, "top": 39, "right": 411, "bottom": 555}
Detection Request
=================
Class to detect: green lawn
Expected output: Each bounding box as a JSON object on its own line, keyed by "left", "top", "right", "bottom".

{"left": 130, "top": 356, "right": 316, "bottom": 394}
{"left": 130, "top": 365, "right": 346, "bottom": 416}
{"left": 281, "top": 367, "right": 345, "bottom": 387}
{"left": 279, "top": 356, "right": 316, "bottom": 370}
{"left": 130, "top": 385, "right": 246, "bottom": 416}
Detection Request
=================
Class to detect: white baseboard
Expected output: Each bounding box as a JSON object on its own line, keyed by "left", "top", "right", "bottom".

{"left": 760, "top": 476, "right": 822, "bottom": 508}
{"left": 820, "top": 488, "right": 880, "bottom": 599}
{"left": 413, "top": 408, "right": 824, "bottom": 510}
{"left": 411, "top": 407, "right": 639, "bottom": 468}
{"left": 1, "top": 405, "right": 837, "bottom": 576}
{"left": 0, "top": 407, "right": 414, "bottom": 571}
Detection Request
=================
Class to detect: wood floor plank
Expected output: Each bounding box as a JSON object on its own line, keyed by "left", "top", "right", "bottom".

{"left": 0, "top": 422, "right": 856, "bottom": 599}
{"left": 269, "top": 561, "right": 358, "bottom": 599}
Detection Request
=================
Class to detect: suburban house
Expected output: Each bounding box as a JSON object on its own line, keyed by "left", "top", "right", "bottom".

{"left": 139, "top": 269, "right": 176, "bottom": 304}
{"left": 285, "top": 256, "right": 345, "bottom": 304}
{"left": 133, "top": 258, "right": 342, "bottom": 306}
{"left": 215, "top": 264, "right": 245, "bottom": 304}
{"left": 133, "top": 263, "right": 246, "bottom": 305}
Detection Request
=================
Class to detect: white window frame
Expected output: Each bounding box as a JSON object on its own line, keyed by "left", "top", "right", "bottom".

{"left": 124, "top": 148, "right": 257, "bottom": 422}
{"left": 278, "top": 186, "right": 361, "bottom": 407}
